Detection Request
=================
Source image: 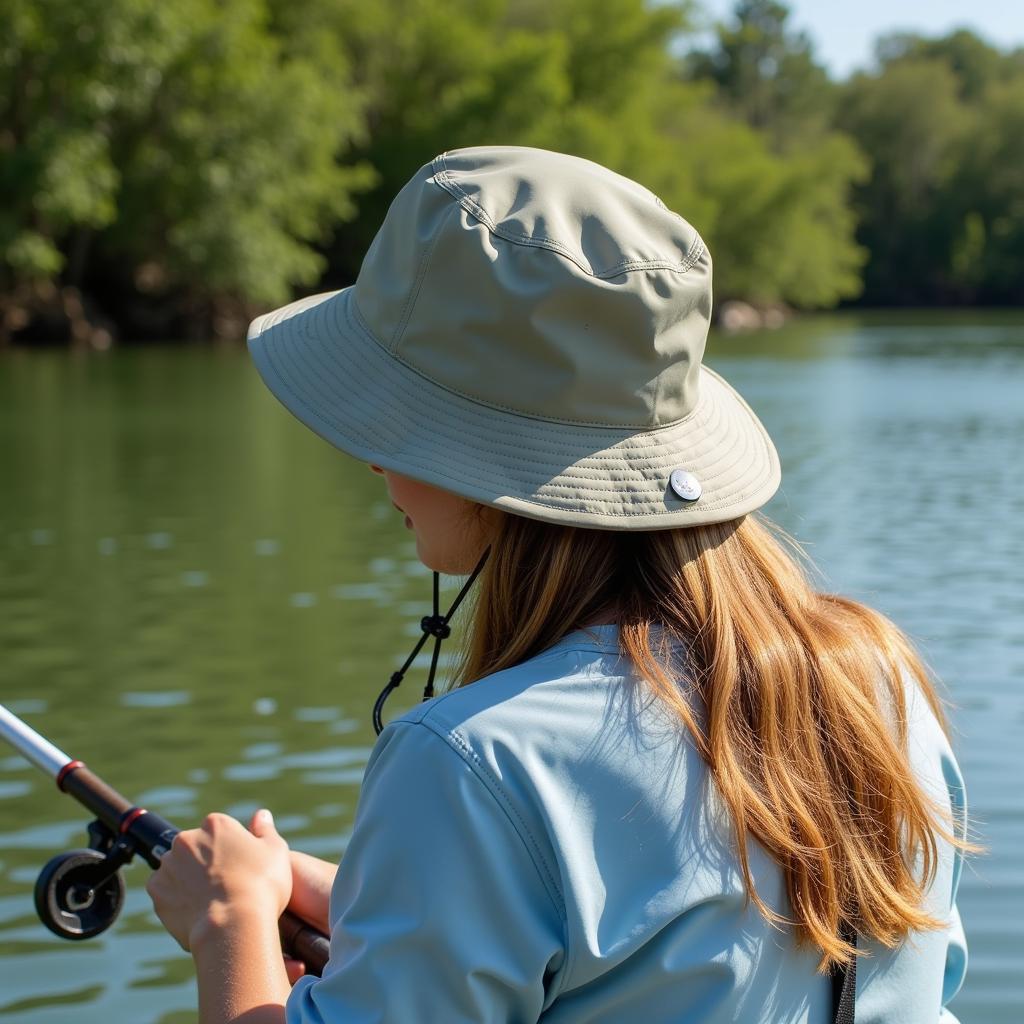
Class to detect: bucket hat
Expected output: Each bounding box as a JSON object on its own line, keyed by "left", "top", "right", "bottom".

{"left": 247, "top": 146, "right": 780, "bottom": 530}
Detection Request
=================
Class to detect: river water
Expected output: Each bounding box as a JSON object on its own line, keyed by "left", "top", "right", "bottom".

{"left": 0, "top": 312, "right": 1021, "bottom": 1021}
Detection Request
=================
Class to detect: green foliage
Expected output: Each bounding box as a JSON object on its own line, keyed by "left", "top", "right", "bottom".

{"left": 704, "top": 131, "right": 867, "bottom": 305}
{"left": 2, "top": 0, "right": 1023, "bottom": 340}
{"left": 1, "top": 0, "right": 370, "bottom": 320}
{"left": 836, "top": 59, "right": 967, "bottom": 303}
{"left": 682, "top": 0, "right": 865, "bottom": 303}
{"left": 291, "top": 0, "right": 582, "bottom": 275}
{"left": 687, "top": 0, "right": 835, "bottom": 147}
{"left": 875, "top": 29, "right": 1012, "bottom": 101}
{"left": 317, "top": 0, "right": 863, "bottom": 308}
{"left": 0, "top": 0, "right": 137, "bottom": 279}
{"left": 948, "top": 77, "right": 1024, "bottom": 301}
{"left": 838, "top": 33, "right": 1024, "bottom": 304}
{"left": 105, "top": 0, "right": 373, "bottom": 308}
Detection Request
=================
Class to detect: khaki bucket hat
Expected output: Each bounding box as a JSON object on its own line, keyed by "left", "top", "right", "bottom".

{"left": 247, "top": 146, "right": 780, "bottom": 530}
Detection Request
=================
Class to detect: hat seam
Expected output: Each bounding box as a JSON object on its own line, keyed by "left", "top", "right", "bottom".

{"left": 432, "top": 153, "right": 706, "bottom": 281}
{"left": 288, "top": 313, "right": 723, "bottom": 483}
{"left": 260, "top": 309, "right": 773, "bottom": 517}
{"left": 387, "top": 201, "right": 454, "bottom": 355}
{"left": 343, "top": 284, "right": 708, "bottom": 433}
{"left": 278, "top": 297, "right": 753, "bottom": 482}
{"left": 275, "top": 296, "right": 751, "bottom": 477}
{"left": 320, "top": 306, "right": 731, "bottom": 474}
{"left": 266, "top": 331, "right": 774, "bottom": 519}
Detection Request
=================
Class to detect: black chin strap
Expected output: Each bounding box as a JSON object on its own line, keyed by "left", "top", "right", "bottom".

{"left": 372, "top": 547, "right": 490, "bottom": 735}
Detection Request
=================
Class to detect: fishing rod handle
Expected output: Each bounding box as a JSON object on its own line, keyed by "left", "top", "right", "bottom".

{"left": 279, "top": 910, "right": 331, "bottom": 975}
{"left": 58, "top": 762, "right": 134, "bottom": 829}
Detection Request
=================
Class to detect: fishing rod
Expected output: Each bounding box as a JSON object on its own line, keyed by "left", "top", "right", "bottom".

{"left": 0, "top": 703, "right": 329, "bottom": 974}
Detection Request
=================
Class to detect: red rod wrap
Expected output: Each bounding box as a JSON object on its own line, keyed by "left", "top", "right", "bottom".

{"left": 119, "top": 807, "right": 149, "bottom": 834}
{"left": 56, "top": 760, "right": 84, "bottom": 791}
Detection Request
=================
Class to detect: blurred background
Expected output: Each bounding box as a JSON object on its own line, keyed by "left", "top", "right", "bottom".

{"left": 1, "top": 1, "right": 1021, "bottom": 1021}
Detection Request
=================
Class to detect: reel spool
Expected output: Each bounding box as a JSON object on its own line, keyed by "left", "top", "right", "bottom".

{"left": 34, "top": 848, "right": 126, "bottom": 940}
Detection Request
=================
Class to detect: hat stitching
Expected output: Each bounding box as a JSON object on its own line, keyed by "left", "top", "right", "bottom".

{"left": 342, "top": 284, "right": 710, "bottom": 433}
{"left": 432, "top": 155, "right": 587, "bottom": 273}
{"left": 261, "top": 306, "right": 772, "bottom": 515}
{"left": 316, "top": 330, "right": 731, "bottom": 483}
{"left": 594, "top": 244, "right": 706, "bottom": 281}
{"left": 308, "top": 297, "right": 748, "bottom": 474}
{"left": 288, "top": 296, "right": 748, "bottom": 475}
{"left": 288, "top": 314, "right": 729, "bottom": 482}
{"left": 264, "top": 326, "right": 773, "bottom": 519}
{"left": 439, "top": 169, "right": 704, "bottom": 280}
{"left": 275, "top": 333, "right": 622, "bottom": 500}
{"left": 503, "top": 428, "right": 771, "bottom": 514}
{"left": 250, "top": 127, "right": 780, "bottom": 525}
{"left": 433, "top": 154, "right": 705, "bottom": 281}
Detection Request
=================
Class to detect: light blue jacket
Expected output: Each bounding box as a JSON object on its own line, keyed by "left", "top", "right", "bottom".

{"left": 287, "top": 624, "right": 967, "bottom": 1023}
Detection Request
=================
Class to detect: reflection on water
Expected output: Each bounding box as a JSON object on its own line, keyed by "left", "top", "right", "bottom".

{"left": 1, "top": 314, "right": 1022, "bottom": 1021}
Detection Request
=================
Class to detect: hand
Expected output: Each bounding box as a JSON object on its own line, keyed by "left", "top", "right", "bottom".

{"left": 288, "top": 850, "right": 337, "bottom": 935}
{"left": 146, "top": 809, "right": 292, "bottom": 954}
{"left": 276, "top": 850, "right": 338, "bottom": 983}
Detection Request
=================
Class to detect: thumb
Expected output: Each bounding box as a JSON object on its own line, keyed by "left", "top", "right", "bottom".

{"left": 249, "top": 807, "right": 278, "bottom": 839}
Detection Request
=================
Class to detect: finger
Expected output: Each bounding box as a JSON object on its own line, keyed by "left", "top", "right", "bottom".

{"left": 249, "top": 808, "right": 278, "bottom": 840}
{"left": 249, "top": 807, "right": 271, "bottom": 836}
{"left": 284, "top": 957, "right": 307, "bottom": 985}
{"left": 252, "top": 810, "right": 291, "bottom": 859}
{"left": 201, "top": 811, "right": 234, "bottom": 834}
{"left": 144, "top": 871, "right": 163, "bottom": 904}
{"left": 144, "top": 876, "right": 189, "bottom": 952}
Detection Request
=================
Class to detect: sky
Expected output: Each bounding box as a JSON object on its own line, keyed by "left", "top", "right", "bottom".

{"left": 695, "top": 0, "right": 1024, "bottom": 78}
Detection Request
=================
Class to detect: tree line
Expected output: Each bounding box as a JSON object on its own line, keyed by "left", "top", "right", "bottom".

{"left": 2, "top": 0, "right": 1022, "bottom": 346}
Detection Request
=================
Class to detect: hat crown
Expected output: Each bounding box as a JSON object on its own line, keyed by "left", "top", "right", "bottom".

{"left": 352, "top": 147, "right": 712, "bottom": 429}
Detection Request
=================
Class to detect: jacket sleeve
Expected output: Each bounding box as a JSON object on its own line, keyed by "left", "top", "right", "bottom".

{"left": 286, "top": 719, "right": 566, "bottom": 1024}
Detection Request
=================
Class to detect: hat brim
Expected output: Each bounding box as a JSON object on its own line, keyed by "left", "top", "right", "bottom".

{"left": 247, "top": 289, "right": 780, "bottom": 530}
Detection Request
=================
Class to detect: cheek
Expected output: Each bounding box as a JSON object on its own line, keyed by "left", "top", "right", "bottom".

{"left": 385, "top": 476, "right": 423, "bottom": 513}
{"left": 420, "top": 499, "right": 458, "bottom": 539}
{"left": 418, "top": 498, "right": 467, "bottom": 548}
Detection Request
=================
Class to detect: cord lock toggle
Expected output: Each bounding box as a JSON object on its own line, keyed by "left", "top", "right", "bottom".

{"left": 420, "top": 615, "right": 451, "bottom": 639}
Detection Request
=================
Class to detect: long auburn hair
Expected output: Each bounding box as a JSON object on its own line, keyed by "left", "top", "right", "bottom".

{"left": 449, "top": 508, "right": 970, "bottom": 969}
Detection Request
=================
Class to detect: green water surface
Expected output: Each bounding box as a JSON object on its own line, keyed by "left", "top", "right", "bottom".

{"left": 1, "top": 313, "right": 1021, "bottom": 1021}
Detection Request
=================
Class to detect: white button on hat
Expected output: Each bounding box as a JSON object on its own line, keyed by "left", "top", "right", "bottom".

{"left": 669, "top": 469, "right": 702, "bottom": 502}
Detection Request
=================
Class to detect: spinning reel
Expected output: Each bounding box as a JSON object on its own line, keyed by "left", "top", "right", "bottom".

{"left": 0, "top": 706, "right": 329, "bottom": 973}
{"left": 34, "top": 818, "right": 137, "bottom": 940}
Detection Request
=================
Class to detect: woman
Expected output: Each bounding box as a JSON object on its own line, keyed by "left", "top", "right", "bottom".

{"left": 146, "top": 147, "right": 970, "bottom": 1023}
